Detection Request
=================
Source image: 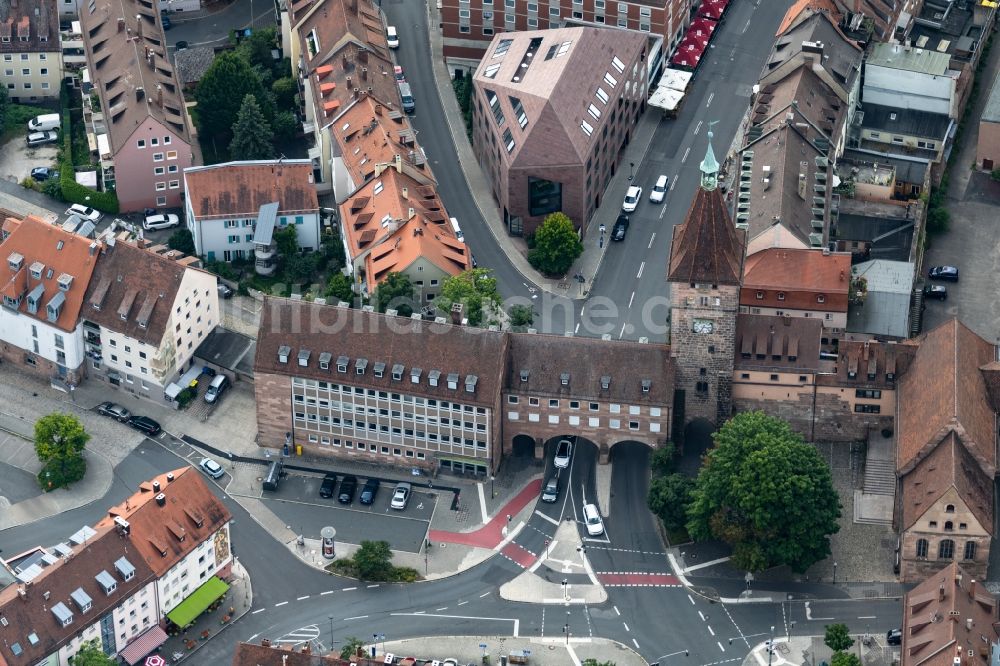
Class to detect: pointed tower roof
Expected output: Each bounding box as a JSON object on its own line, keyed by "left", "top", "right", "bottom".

{"left": 668, "top": 132, "right": 744, "bottom": 286}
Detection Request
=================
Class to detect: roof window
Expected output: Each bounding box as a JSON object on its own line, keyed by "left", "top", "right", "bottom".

{"left": 337, "top": 355, "right": 349, "bottom": 372}
{"left": 278, "top": 345, "right": 291, "bottom": 363}
{"left": 392, "top": 364, "right": 404, "bottom": 380}
{"left": 356, "top": 358, "right": 368, "bottom": 374}
{"left": 465, "top": 375, "right": 478, "bottom": 393}
{"left": 319, "top": 352, "right": 332, "bottom": 370}
{"left": 428, "top": 369, "right": 441, "bottom": 387}
{"left": 411, "top": 367, "right": 422, "bottom": 384}
{"left": 374, "top": 361, "right": 386, "bottom": 378}
{"left": 601, "top": 375, "right": 611, "bottom": 390}
{"left": 298, "top": 349, "right": 311, "bottom": 367}
{"left": 641, "top": 379, "right": 651, "bottom": 393}
{"left": 560, "top": 372, "right": 570, "bottom": 386}
{"left": 447, "top": 372, "right": 459, "bottom": 389}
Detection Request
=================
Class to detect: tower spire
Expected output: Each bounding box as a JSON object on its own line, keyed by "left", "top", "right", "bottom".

{"left": 700, "top": 122, "right": 720, "bottom": 191}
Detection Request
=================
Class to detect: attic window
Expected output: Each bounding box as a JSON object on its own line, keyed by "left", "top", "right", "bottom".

{"left": 777, "top": 292, "right": 786, "bottom": 301}
{"left": 29, "top": 262, "right": 43, "bottom": 279}
{"left": 641, "top": 379, "right": 651, "bottom": 393}
{"left": 355, "top": 358, "right": 368, "bottom": 375}
{"left": 70, "top": 588, "right": 93, "bottom": 613}
{"left": 755, "top": 291, "right": 764, "bottom": 300}
{"left": 889, "top": 112, "right": 897, "bottom": 120}
{"left": 601, "top": 375, "right": 611, "bottom": 390}
{"left": 411, "top": 367, "right": 423, "bottom": 384}
{"left": 428, "top": 369, "right": 441, "bottom": 387}
{"left": 392, "top": 364, "right": 404, "bottom": 381}
{"left": 337, "top": 356, "right": 349, "bottom": 372}
{"left": 8, "top": 252, "right": 23, "bottom": 271}
{"left": 560, "top": 372, "right": 570, "bottom": 386}
{"left": 278, "top": 345, "right": 291, "bottom": 364}
{"left": 51, "top": 602, "right": 73, "bottom": 627}
{"left": 373, "top": 361, "right": 386, "bottom": 378}
{"left": 57, "top": 274, "right": 73, "bottom": 291}
{"left": 465, "top": 375, "right": 478, "bottom": 393}
{"left": 298, "top": 349, "right": 311, "bottom": 367}
{"left": 817, "top": 294, "right": 826, "bottom": 304}
{"left": 520, "top": 370, "right": 529, "bottom": 382}
{"left": 319, "top": 352, "right": 332, "bottom": 370}
{"left": 447, "top": 372, "right": 459, "bottom": 390}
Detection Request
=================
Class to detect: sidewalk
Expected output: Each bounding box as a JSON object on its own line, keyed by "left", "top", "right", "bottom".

{"left": 424, "top": 2, "right": 662, "bottom": 299}
{"left": 741, "top": 634, "right": 895, "bottom": 666}
{"left": 367, "top": 635, "right": 646, "bottom": 666}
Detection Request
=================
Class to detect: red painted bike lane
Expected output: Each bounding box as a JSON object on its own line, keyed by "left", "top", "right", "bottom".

{"left": 428, "top": 478, "right": 543, "bottom": 549}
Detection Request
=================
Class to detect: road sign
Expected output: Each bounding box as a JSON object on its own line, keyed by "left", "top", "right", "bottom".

{"left": 523, "top": 650, "right": 531, "bottom": 656}
{"left": 480, "top": 644, "right": 488, "bottom": 649}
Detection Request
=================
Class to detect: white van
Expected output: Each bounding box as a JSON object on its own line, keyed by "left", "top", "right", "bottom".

{"left": 450, "top": 217, "right": 464, "bottom": 241}
{"left": 204, "top": 374, "right": 230, "bottom": 404}
{"left": 27, "top": 113, "right": 60, "bottom": 132}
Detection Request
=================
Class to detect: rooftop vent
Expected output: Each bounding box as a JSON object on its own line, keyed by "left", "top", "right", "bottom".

{"left": 155, "top": 492, "right": 166, "bottom": 507}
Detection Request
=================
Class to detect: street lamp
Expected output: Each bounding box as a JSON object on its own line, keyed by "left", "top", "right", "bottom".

{"left": 490, "top": 475, "right": 495, "bottom": 499}
{"left": 767, "top": 626, "right": 775, "bottom": 666}
{"left": 561, "top": 579, "right": 568, "bottom": 602}
{"left": 628, "top": 162, "right": 635, "bottom": 181}
{"left": 563, "top": 623, "right": 570, "bottom": 645}
{"left": 833, "top": 561, "right": 838, "bottom": 584}
{"left": 328, "top": 615, "right": 334, "bottom": 650}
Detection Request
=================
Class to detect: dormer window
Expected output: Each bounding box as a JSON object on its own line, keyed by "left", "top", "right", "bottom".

{"left": 465, "top": 375, "right": 478, "bottom": 393}
{"left": 29, "top": 262, "right": 43, "bottom": 280}
{"left": 46, "top": 291, "right": 65, "bottom": 323}
{"left": 355, "top": 358, "right": 368, "bottom": 375}
{"left": 278, "top": 345, "right": 290, "bottom": 364}
{"left": 817, "top": 294, "right": 826, "bottom": 304}
{"left": 641, "top": 379, "right": 651, "bottom": 393}
{"left": 755, "top": 291, "right": 764, "bottom": 300}
{"left": 374, "top": 362, "right": 386, "bottom": 378}
{"left": 520, "top": 370, "right": 529, "bottom": 382}
{"left": 777, "top": 292, "right": 786, "bottom": 301}
{"left": 428, "top": 370, "right": 441, "bottom": 387}
{"left": 447, "top": 372, "right": 459, "bottom": 390}
{"left": 70, "top": 588, "right": 92, "bottom": 613}
{"left": 600, "top": 375, "right": 611, "bottom": 390}
{"left": 319, "top": 352, "right": 332, "bottom": 370}
{"left": 392, "top": 364, "right": 404, "bottom": 381}
{"left": 8, "top": 252, "right": 23, "bottom": 271}
{"left": 337, "top": 356, "right": 349, "bottom": 373}
{"left": 51, "top": 602, "right": 73, "bottom": 627}
{"left": 411, "top": 368, "right": 423, "bottom": 384}
{"left": 298, "top": 349, "right": 311, "bottom": 367}
{"left": 946, "top": 504, "right": 955, "bottom": 513}
{"left": 560, "top": 372, "right": 570, "bottom": 386}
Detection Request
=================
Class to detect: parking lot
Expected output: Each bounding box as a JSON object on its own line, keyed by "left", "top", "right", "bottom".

{"left": 261, "top": 471, "right": 437, "bottom": 553}
{"left": 0, "top": 134, "right": 58, "bottom": 184}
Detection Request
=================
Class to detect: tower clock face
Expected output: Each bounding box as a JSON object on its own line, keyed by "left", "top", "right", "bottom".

{"left": 693, "top": 319, "right": 714, "bottom": 334}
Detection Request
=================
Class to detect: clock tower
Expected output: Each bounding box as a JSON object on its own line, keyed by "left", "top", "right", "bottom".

{"left": 667, "top": 130, "right": 744, "bottom": 431}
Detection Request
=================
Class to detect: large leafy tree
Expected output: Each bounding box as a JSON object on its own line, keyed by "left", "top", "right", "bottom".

{"left": 325, "top": 272, "right": 355, "bottom": 304}
{"left": 353, "top": 540, "right": 393, "bottom": 580}
{"left": 438, "top": 268, "right": 501, "bottom": 327}
{"left": 168, "top": 228, "right": 195, "bottom": 255}
{"left": 686, "top": 411, "right": 841, "bottom": 573}
{"left": 373, "top": 271, "right": 416, "bottom": 316}
{"left": 825, "top": 624, "right": 854, "bottom": 652}
{"left": 34, "top": 413, "right": 89, "bottom": 490}
{"left": 72, "top": 641, "right": 116, "bottom": 665}
{"left": 229, "top": 94, "right": 274, "bottom": 161}
{"left": 528, "top": 212, "right": 583, "bottom": 276}
{"left": 195, "top": 51, "right": 269, "bottom": 148}
{"left": 648, "top": 473, "right": 694, "bottom": 533}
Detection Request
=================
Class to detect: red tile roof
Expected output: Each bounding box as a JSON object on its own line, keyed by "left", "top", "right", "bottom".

{"left": 667, "top": 184, "right": 744, "bottom": 286}
{"left": 741, "top": 248, "right": 850, "bottom": 311}
{"left": 776, "top": 0, "right": 842, "bottom": 36}
{"left": 184, "top": 160, "right": 319, "bottom": 219}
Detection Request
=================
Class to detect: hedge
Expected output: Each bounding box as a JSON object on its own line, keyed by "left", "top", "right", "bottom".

{"left": 57, "top": 107, "right": 119, "bottom": 213}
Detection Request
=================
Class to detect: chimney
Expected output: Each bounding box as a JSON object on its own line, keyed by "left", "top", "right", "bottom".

{"left": 166, "top": 472, "right": 174, "bottom": 482}
{"left": 155, "top": 492, "right": 166, "bottom": 507}
{"left": 156, "top": 84, "right": 163, "bottom": 107}
{"left": 136, "top": 14, "right": 143, "bottom": 38}
{"left": 839, "top": 269, "right": 845, "bottom": 281}
{"left": 346, "top": 76, "right": 352, "bottom": 89}
{"left": 798, "top": 172, "right": 807, "bottom": 199}
{"left": 342, "top": 54, "right": 349, "bottom": 70}
{"left": 353, "top": 88, "right": 360, "bottom": 99}
{"left": 89, "top": 241, "right": 98, "bottom": 256}
{"left": 940, "top": 583, "right": 947, "bottom": 601}
{"left": 152, "top": 480, "right": 161, "bottom": 492}
{"left": 967, "top": 618, "right": 974, "bottom": 631}
{"left": 969, "top": 580, "right": 977, "bottom": 600}
{"left": 408, "top": 207, "right": 415, "bottom": 220}
{"left": 117, "top": 17, "right": 125, "bottom": 32}
{"left": 362, "top": 67, "right": 368, "bottom": 81}
{"left": 261, "top": 639, "right": 272, "bottom": 647}
{"left": 375, "top": 104, "right": 382, "bottom": 116}
{"left": 301, "top": 645, "right": 312, "bottom": 655}
{"left": 401, "top": 187, "right": 408, "bottom": 199}
{"left": 450, "top": 302, "right": 464, "bottom": 325}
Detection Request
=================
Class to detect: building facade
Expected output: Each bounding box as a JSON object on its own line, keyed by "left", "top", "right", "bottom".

{"left": 79, "top": 0, "right": 197, "bottom": 212}
{"left": 471, "top": 27, "right": 648, "bottom": 236}
{"left": 0, "top": 0, "right": 61, "bottom": 102}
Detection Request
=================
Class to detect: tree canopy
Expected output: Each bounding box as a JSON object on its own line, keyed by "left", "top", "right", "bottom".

{"left": 374, "top": 272, "right": 416, "bottom": 316}
{"left": 325, "top": 273, "right": 355, "bottom": 304}
{"left": 824, "top": 624, "right": 854, "bottom": 652}
{"left": 72, "top": 641, "right": 117, "bottom": 666}
{"left": 438, "top": 268, "right": 501, "bottom": 327}
{"left": 508, "top": 304, "right": 534, "bottom": 328}
{"left": 528, "top": 212, "right": 583, "bottom": 276}
{"left": 168, "top": 228, "right": 195, "bottom": 255}
{"left": 34, "top": 413, "right": 89, "bottom": 490}
{"left": 354, "top": 540, "right": 393, "bottom": 580}
{"left": 195, "top": 51, "right": 269, "bottom": 147}
{"left": 229, "top": 94, "right": 274, "bottom": 161}
{"left": 686, "top": 411, "right": 841, "bottom": 573}
{"left": 830, "top": 652, "right": 861, "bottom": 666}
{"left": 648, "top": 473, "right": 694, "bottom": 534}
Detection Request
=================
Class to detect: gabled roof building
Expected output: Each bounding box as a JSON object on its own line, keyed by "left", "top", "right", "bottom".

{"left": 0, "top": 0, "right": 62, "bottom": 102}
{"left": 740, "top": 248, "right": 851, "bottom": 331}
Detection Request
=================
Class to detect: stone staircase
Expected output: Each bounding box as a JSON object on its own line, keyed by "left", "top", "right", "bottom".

{"left": 863, "top": 458, "right": 896, "bottom": 496}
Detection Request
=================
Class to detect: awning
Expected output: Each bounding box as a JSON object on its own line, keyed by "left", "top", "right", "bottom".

{"left": 698, "top": 0, "right": 724, "bottom": 19}
{"left": 670, "top": 39, "right": 707, "bottom": 68}
{"left": 166, "top": 577, "right": 229, "bottom": 628}
{"left": 119, "top": 625, "right": 168, "bottom": 665}
{"left": 656, "top": 68, "right": 693, "bottom": 92}
{"left": 648, "top": 87, "right": 685, "bottom": 111}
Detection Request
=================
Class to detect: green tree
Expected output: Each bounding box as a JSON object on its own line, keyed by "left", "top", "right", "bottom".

{"left": 72, "top": 640, "right": 117, "bottom": 665}
{"left": 195, "top": 51, "right": 268, "bottom": 147}
{"left": 229, "top": 94, "right": 274, "bottom": 161}
{"left": 830, "top": 652, "right": 861, "bottom": 666}
{"left": 508, "top": 304, "right": 534, "bottom": 328}
{"left": 686, "top": 411, "right": 841, "bottom": 573}
{"left": 824, "top": 624, "right": 854, "bottom": 652}
{"left": 926, "top": 207, "right": 950, "bottom": 234}
{"left": 168, "top": 228, "right": 196, "bottom": 255}
{"left": 648, "top": 473, "right": 694, "bottom": 533}
{"left": 274, "top": 225, "right": 299, "bottom": 259}
{"left": 0, "top": 85, "right": 10, "bottom": 130}
{"left": 373, "top": 271, "right": 416, "bottom": 316}
{"left": 353, "top": 540, "right": 393, "bottom": 580}
{"left": 236, "top": 27, "right": 278, "bottom": 73}
{"left": 340, "top": 637, "right": 364, "bottom": 660}
{"left": 527, "top": 212, "right": 583, "bottom": 276}
{"left": 325, "top": 272, "right": 355, "bottom": 303}
{"left": 284, "top": 253, "right": 317, "bottom": 283}
{"left": 272, "top": 76, "right": 298, "bottom": 110}
{"left": 34, "top": 413, "right": 89, "bottom": 490}
{"left": 650, "top": 442, "right": 677, "bottom": 477}
{"left": 438, "top": 268, "right": 501, "bottom": 327}
{"left": 272, "top": 109, "right": 298, "bottom": 142}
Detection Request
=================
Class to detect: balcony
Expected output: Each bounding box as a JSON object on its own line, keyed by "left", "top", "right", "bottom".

{"left": 254, "top": 244, "right": 278, "bottom": 276}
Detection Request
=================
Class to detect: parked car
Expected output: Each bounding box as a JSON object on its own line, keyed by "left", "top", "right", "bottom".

{"left": 394, "top": 65, "right": 406, "bottom": 82}
{"left": 338, "top": 475, "right": 358, "bottom": 504}
{"left": 143, "top": 213, "right": 180, "bottom": 230}
{"left": 66, "top": 203, "right": 102, "bottom": 222}
{"left": 200, "top": 457, "right": 225, "bottom": 479}
{"left": 611, "top": 214, "right": 629, "bottom": 242}
{"left": 649, "top": 175, "right": 668, "bottom": 203}
{"left": 541, "top": 472, "right": 560, "bottom": 503}
{"left": 127, "top": 415, "right": 161, "bottom": 436}
{"left": 319, "top": 473, "right": 338, "bottom": 498}
{"left": 160, "top": 10, "right": 171, "bottom": 29}
{"left": 30, "top": 166, "right": 58, "bottom": 181}
{"left": 97, "top": 401, "right": 132, "bottom": 422}
{"left": 386, "top": 25, "right": 399, "bottom": 48}
{"left": 26, "top": 131, "right": 58, "bottom": 147}
{"left": 928, "top": 265, "right": 959, "bottom": 281}
{"left": 204, "top": 374, "right": 230, "bottom": 404}
{"left": 622, "top": 185, "right": 642, "bottom": 212}
{"left": 217, "top": 282, "right": 235, "bottom": 299}
{"left": 886, "top": 629, "right": 901, "bottom": 646}
{"left": 360, "top": 478, "right": 381, "bottom": 505}
{"left": 923, "top": 284, "right": 948, "bottom": 300}
{"left": 27, "top": 113, "right": 60, "bottom": 132}
{"left": 390, "top": 482, "right": 411, "bottom": 510}
{"left": 175, "top": 40, "right": 189, "bottom": 50}
{"left": 554, "top": 438, "right": 572, "bottom": 468}
{"left": 583, "top": 503, "right": 605, "bottom": 536}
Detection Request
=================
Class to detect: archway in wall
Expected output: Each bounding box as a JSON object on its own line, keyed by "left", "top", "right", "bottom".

{"left": 606, "top": 440, "right": 660, "bottom": 548}
{"left": 543, "top": 435, "right": 600, "bottom": 502}
{"left": 511, "top": 434, "right": 536, "bottom": 457}
{"left": 677, "top": 418, "right": 716, "bottom": 477}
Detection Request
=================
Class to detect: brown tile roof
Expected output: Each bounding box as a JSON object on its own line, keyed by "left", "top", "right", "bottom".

{"left": 82, "top": 239, "right": 194, "bottom": 346}
{"left": 0, "top": 215, "right": 100, "bottom": 333}
{"left": 340, "top": 163, "right": 468, "bottom": 286}
{"left": 79, "top": 0, "right": 192, "bottom": 151}
{"left": 332, "top": 95, "right": 431, "bottom": 190}
{"left": 816, "top": 337, "right": 899, "bottom": 389}
{"left": 776, "top": 0, "right": 841, "bottom": 35}
{"left": 757, "top": 60, "right": 849, "bottom": 136}
{"left": 901, "top": 562, "right": 998, "bottom": 666}
{"left": 667, "top": 182, "right": 744, "bottom": 286}
{"left": 505, "top": 333, "right": 674, "bottom": 403}
{"left": 184, "top": 160, "right": 320, "bottom": 219}
{"left": 897, "top": 319, "right": 997, "bottom": 478}
{"left": 767, "top": 11, "right": 862, "bottom": 94}
{"left": 96, "top": 467, "right": 232, "bottom": 577}
{"left": 733, "top": 314, "right": 823, "bottom": 372}
{"left": 741, "top": 248, "right": 850, "bottom": 311}
{"left": 0, "top": 525, "right": 157, "bottom": 665}
{"left": 0, "top": 0, "right": 58, "bottom": 54}
{"left": 254, "top": 297, "right": 509, "bottom": 407}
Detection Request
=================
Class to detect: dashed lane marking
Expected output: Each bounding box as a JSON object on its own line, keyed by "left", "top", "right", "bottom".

{"left": 320, "top": 591, "right": 334, "bottom": 596}
{"left": 252, "top": 609, "right": 266, "bottom": 614}
{"left": 275, "top": 601, "right": 288, "bottom": 607}
{"left": 297, "top": 595, "right": 309, "bottom": 601}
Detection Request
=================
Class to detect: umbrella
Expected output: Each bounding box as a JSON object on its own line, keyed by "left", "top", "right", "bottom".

{"left": 690, "top": 17, "right": 717, "bottom": 33}
{"left": 144, "top": 656, "right": 166, "bottom": 666}
{"left": 698, "top": 0, "right": 724, "bottom": 20}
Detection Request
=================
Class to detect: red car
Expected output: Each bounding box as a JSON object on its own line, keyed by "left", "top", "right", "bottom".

{"left": 394, "top": 65, "right": 405, "bottom": 83}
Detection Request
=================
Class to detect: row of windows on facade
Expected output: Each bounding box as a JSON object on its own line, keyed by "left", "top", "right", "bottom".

{"left": 4, "top": 66, "right": 51, "bottom": 76}
{"left": 915, "top": 538, "right": 977, "bottom": 561}
{"left": 866, "top": 132, "right": 936, "bottom": 149}
{"left": 2, "top": 53, "right": 49, "bottom": 61}
{"left": 294, "top": 397, "right": 490, "bottom": 431}
{"left": 294, "top": 379, "right": 489, "bottom": 414}
{"left": 455, "top": 15, "right": 651, "bottom": 32}
{"left": 302, "top": 434, "right": 432, "bottom": 459}
{"left": 281, "top": 348, "right": 481, "bottom": 394}
{"left": 744, "top": 307, "right": 835, "bottom": 321}
{"left": 295, "top": 412, "right": 489, "bottom": 443}
{"left": 508, "top": 411, "right": 663, "bottom": 432}
{"left": 222, "top": 216, "right": 307, "bottom": 228}
{"left": 460, "top": 0, "right": 654, "bottom": 16}
{"left": 508, "top": 394, "right": 663, "bottom": 413}
{"left": 92, "top": 360, "right": 155, "bottom": 390}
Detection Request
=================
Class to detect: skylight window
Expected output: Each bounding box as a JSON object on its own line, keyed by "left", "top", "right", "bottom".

{"left": 611, "top": 56, "right": 625, "bottom": 73}
{"left": 581, "top": 120, "right": 594, "bottom": 136}
{"left": 603, "top": 72, "right": 618, "bottom": 87}
{"left": 510, "top": 96, "right": 528, "bottom": 129}
{"left": 556, "top": 41, "right": 572, "bottom": 57}
{"left": 493, "top": 38, "right": 513, "bottom": 58}
{"left": 484, "top": 62, "right": 501, "bottom": 78}
{"left": 588, "top": 104, "right": 601, "bottom": 120}
{"left": 596, "top": 87, "right": 609, "bottom": 104}
{"left": 373, "top": 181, "right": 384, "bottom": 195}
{"left": 503, "top": 128, "right": 515, "bottom": 153}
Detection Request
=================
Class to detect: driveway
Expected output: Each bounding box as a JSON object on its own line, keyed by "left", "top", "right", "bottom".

{"left": 0, "top": 135, "right": 58, "bottom": 184}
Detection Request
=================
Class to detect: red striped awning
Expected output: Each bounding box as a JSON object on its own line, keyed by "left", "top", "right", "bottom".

{"left": 119, "top": 626, "right": 169, "bottom": 665}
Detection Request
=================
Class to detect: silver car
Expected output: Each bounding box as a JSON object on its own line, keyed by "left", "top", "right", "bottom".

{"left": 199, "top": 457, "right": 225, "bottom": 479}
{"left": 97, "top": 401, "right": 132, "bottom": 422}
{"left": 390, "top": 482, "right": 411, "bottom": 510}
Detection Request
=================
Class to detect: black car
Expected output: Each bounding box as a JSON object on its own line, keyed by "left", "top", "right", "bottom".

{"left": 611, "top": 214, "right": 629, "bottom": 242}
{"left": 127, "top": 415, "right": 161, "bottom": 436}
{"left": 30, "top": 167, "right": 57, "bottom": 181}
{"left": 217, "top": 283, "right": 234, "bottom": 299}
{"left": 338, "top": 475, "right": 358, "bottom": 504}
{"left": 160, "top": 10, "right": 171, "bottom": 29}
{"left": 319, "top": 473, "right": 337, "bottom": 498}
{"left": 886, "top": 629, "right": 901, "bottom": 646}
{"left": 928, "top": 265, "right": 959, "bottom": 281}
{"left": 360, "top": 478, "right": 381, "bottom": 505}
{"left": 923, "top": 284, "right": 948, "bottom": 300}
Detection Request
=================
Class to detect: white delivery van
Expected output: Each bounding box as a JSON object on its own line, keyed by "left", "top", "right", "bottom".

{"left": 27, "top": 114, "right": 60, "bottom": 132}
{"left": 450, "top": 217, "right": 464, "bottom": 241}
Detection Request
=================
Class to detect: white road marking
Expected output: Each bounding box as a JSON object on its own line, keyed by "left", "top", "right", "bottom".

{"left": 619, "top": 322, "right": 627, "bottom": 338}
{"left": 804, "top": 603, "right": 833, "bottom": 621}
{"left": 477, "top": 480, "right": 488, "bottom": 523}
{"left": 252, "top": 609, "right": 266, "bottom": 614}
{"left": 321, "top": 591, "right": 334, "bottom": 596}
{"left": 742, "top": 19, "right": 751, "bottom": 33}
{"left": 480, "top": 592, "right": 490, "bottom": 598}
{"left": 648, "top": 233, "right": 656, "bottom": 248}
{"left": 437, "top": 607, "right": 449, "bottom": 611}
{"left": 694, "top": 120, "right": 703, "bottom": 135}
{"left": 682, "top": 556, "right": 731, "bottom": 574}
{"left": 614, "top": 606, "right": 621, "bottom": 616}
{"left": 708, "top": 626, "right": 715, "bottom": 636}
{"left": 636, "top": 262, "right": 645, "bottom": 279}
{"left": 669, "top": 177, "right": 678, "bottom": 191}
{"left": 343, "top": 587, "right": 357, "bottom": 591}
{"left": 699, "top": 611, "right": 707, "bottom": 622}
{"left": 858, "top": 616, "right": 876, "bottom": 619}
{"left": 297, "top": 595, "right": 310, "bottom": 601}
{"left": 628, "top": 292, "right": 635, "bottom": 308}
{"left": 367, "top": 584, "right": 380, "bottom": 589}
{"left": 275, "top": 601, "right": 288, "bottom": 607}
{"left": 574, "top": 323, "right": 580, "bottom": 334}
{"left": 707, "top": 92, "right": 715, "bottom": 107}
{"left": 344, "top": 615, "right": 368, "bottom": 621}
{"left": 633, "top": 639, "right": 640, "bottom": 649}
{"left": 688, "top": 594, "right": 696, "bottom": 605}
{"left": 458, "top": 600, "right": 469, "bottom": 606}
{"left": 535, "top": 510, "right": 560, "bottom": 526}
{"left": 249, "top": 633, "right": 260, "bottom": 641}
{"left": 623, "top": 622, "right": 630, "bottom": 632}
{"left": 391, "top": 612, "right": 518, "bottom": 637}
{"left": 718, "top": 641, "right": 726, "bottom": 652}
{"left": 681, "top": 147, "right": 691, "bottom": 163}
{"left": 414, "top": 611, "right": 426, "bottom": 614}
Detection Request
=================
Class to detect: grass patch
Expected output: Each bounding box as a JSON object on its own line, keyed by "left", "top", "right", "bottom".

{"left": 3, "top": 104, "right": 46, "bottom": 139}
{"left": 324, "top": 559, "right": 421, "bottom": 582}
